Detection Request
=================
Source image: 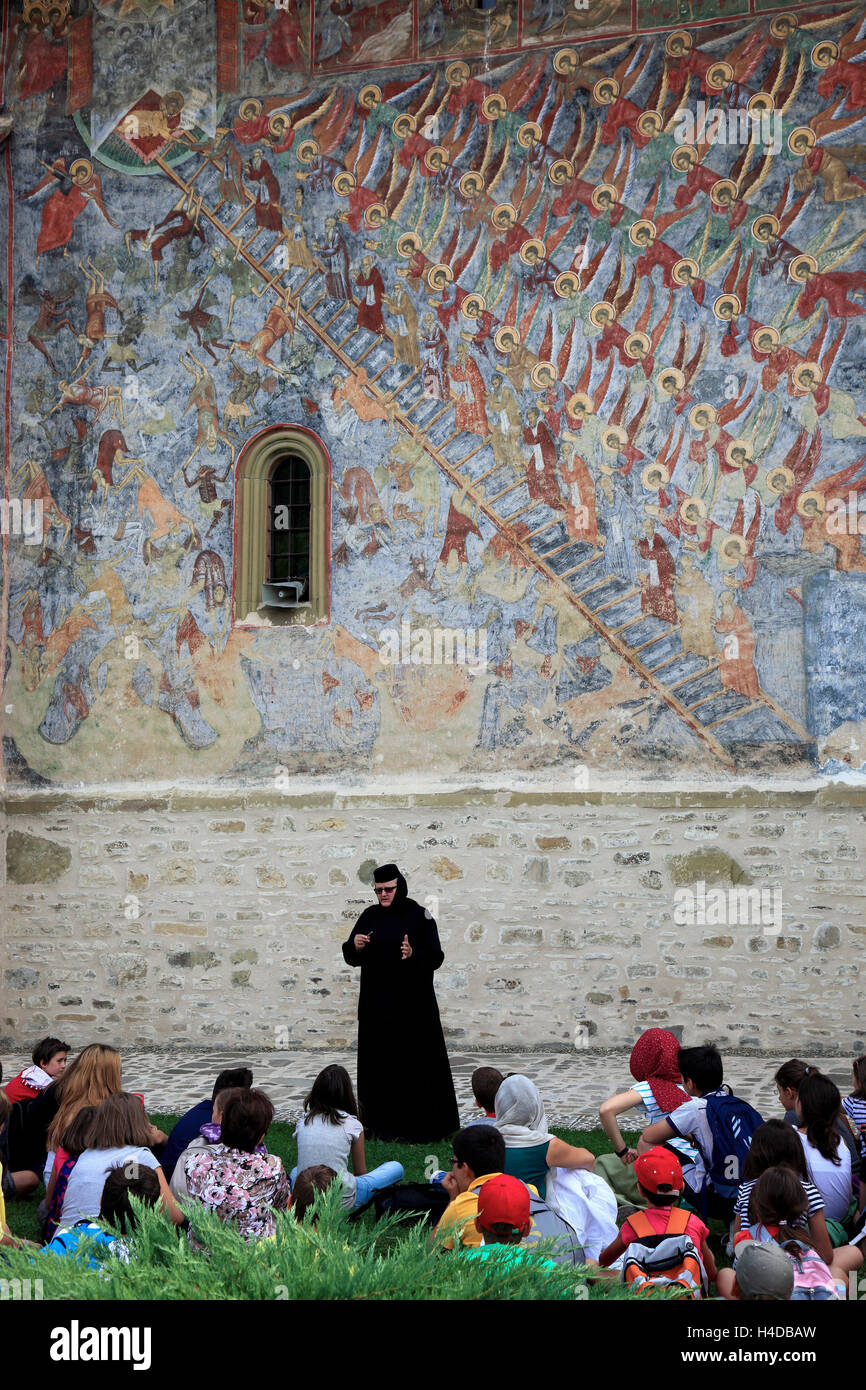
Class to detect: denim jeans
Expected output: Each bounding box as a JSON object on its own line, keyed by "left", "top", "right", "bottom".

{"left": 289, "top": 1160, "right": 404, "bottom": 1210}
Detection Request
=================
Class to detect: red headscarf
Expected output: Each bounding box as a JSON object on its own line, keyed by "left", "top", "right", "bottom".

{"left": 630, "top": 1029, "right": 690, "bottom": 1115}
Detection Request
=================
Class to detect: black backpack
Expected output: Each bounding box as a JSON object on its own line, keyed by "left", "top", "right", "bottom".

{"left": 371, "top": 1181, "right": 451, "bottom": 1224}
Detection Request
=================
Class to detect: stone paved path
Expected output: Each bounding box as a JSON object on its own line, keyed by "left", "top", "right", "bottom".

{"left": 3, "top": 1048, "right": 854, "bottom": 1130}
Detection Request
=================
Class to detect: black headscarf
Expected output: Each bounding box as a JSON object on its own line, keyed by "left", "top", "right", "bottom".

{"left": 372, "top": 862, "right": 408, "bottom": 905}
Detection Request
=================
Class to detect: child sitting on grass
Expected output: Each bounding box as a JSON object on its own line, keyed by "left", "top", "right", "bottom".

{"left": 4, "top": 1037, "right": 70, "bottom": 1104}
{"left": 842, "top": 1055, "right": 866, "bottom": 1218}
{"left": 291, "top": 1165, "right": 339, "bottom": 1223}
{"left": 596, "top": 1148, "right": 717, "bottom": 1293}
{"left": 41, "top": 1166, "right": 161, "bottom": 1263}
{"left": 293, "top": 1065, "right": 403, "bottom": 1211}
{"left": 640, "top": 1044, "right": 762, "bottom": 1221}
{"left": 795, "top": 1073, "right": 854, "bottom": 1234}
{"left": 718, "top": 1167, "right": 862, "bottom": 1300}
{"left": 466, "top": 1067, "right": 503, "bottom": 1126}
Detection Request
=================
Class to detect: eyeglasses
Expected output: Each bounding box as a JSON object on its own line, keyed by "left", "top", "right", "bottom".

{"left": 374, "top": 884, "right": 397, "bottom": 894}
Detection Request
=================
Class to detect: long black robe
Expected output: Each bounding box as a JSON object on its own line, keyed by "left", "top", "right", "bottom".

{"left": 342, "top": 886, "right": 459, "bottom": 1142}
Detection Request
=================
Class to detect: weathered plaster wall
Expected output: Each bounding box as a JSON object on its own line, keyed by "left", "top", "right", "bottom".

{"left": 3, "top": 786, "right": 864, "bottom": 1050}
{"left": 3, "top": 3, "right": 866, "bottom": 1051}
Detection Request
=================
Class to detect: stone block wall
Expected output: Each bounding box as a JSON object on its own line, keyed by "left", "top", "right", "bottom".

{"left": 2, "top": 785, "right": 864, "bottom": 1052}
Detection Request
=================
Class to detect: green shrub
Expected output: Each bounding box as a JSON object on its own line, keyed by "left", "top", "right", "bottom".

{"left": 2, "top": 1182, "right": 654, "bottom": 1302}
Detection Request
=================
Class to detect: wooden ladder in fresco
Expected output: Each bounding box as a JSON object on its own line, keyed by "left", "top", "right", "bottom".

{"left": 155, "top": 153, "right": 811, "bottom": 771}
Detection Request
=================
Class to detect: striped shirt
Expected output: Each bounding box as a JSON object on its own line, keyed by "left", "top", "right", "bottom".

{"left": 631, "top": 1081, "right": 701, "bottom": 1172}
{"left": 734, "top": 1176, "right": 824, "bottom": 1231}
{"left": 842, "top": 1096, "right": 866, "bottom": 1157}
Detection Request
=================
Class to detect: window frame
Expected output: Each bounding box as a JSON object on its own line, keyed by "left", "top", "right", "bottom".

{"left": 233, "top": 425, "right": 331, "bottom": 627}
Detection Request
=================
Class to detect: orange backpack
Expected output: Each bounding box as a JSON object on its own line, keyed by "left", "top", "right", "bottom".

{"left": 621, "top": 1206, "right": 707, "bottom": 1299}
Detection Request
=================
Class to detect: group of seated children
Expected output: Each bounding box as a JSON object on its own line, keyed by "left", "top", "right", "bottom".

{"left": 1, "top": 1032, "right": 864, "bottom": 1300}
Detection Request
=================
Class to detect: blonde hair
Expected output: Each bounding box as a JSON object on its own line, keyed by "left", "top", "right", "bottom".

{"left": 47, "top": 1044, "right": 122, "bottom": 1149}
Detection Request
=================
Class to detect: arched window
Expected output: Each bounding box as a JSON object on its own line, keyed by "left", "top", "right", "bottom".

{"left": 233, "top": 426, "right": 330, "bottom": 626}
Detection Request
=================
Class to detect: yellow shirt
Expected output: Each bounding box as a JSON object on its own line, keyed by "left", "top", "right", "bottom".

{"left": 436, "top": 1173, "right": 498, "bottom": 1249}
{"left": 0, "top": 1160, "right": 6, "bottom": 1233}
{"left": 435, "top": 1173, "right": 541, "bottom": 1250}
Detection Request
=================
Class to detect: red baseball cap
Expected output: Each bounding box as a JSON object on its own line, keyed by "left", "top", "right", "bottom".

{"left": 476, "top": 1174, "right": 531, "bottom": 1232}
{"left": 633, "top": 1147, "right": 683, "bottom": 1193}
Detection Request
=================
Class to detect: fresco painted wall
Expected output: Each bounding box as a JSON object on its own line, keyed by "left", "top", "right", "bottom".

{"left": 3, "top": 0, "right": 866, "bottom": 790}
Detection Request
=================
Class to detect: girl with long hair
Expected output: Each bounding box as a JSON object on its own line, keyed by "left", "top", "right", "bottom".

{"left": 795, "top": 1074, "right": 854, "bottom": 1231}
{"left": 293, "top": 1064, "right": 403, "bottom": 1210}
{"left": 57, "top": 1093, "right": 182, "bottom": 1230}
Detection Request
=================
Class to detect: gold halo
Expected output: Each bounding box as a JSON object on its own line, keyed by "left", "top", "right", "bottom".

{"left": 393, "top": 112, "right": 417, "bottom": 138}
{"left": 725, "top": 438, "right": 752, "bottom": 468}
{"left": 517, "top": 120, "right": 542, "bottom": 149}
{"left": 642, "top": 462, "right": 671, "bottom": 491}
{"left": 396, "top": 231, "right": 421, "bottom": 258}
{"left": 636, "top": 110, "right": 663, "bottom": 139}
{"left": 593, "top": 77, "right": 620, "bottom": 106}
{"left": 531, "top": 361, "right": 556, "bottom": 389}
{"left": 706, "top": 61, "right": 733, "bottom": 92}
{"left": 811, "top": 40, "right": 838, "bottom": 70}
{"left": 672, "top": 257, "right": 699, "bottom": 287}
{"left": 491, "top": 202, "right": 517, "bottom": 231}
{"left": 482, "top": 93, "right": 507, "bottom": 121}
{"left": 548, "top": 157, "right": 574, "bottom": 186}
{"left": 554, "top": 270, "right": 580, "bottom": 298}
{"left": 713, "top": 293, "right": 740, "bottom": 322}
{"left": 602, "top": 424, "right": 628, "bottom": 453}
{"left": 797, "top": 489, "right": 826, "bottom": 518}
{"left": 789, "top": 254, "right": 818, "bottom": 284}
{"left": 591, "top": 182, "right": 619, "bottom": 212}
{"left": 770, "top": 14, "right": 798, "bottom": 40}
{"left": 589, "top": 300, "right": 616, "bottom": 329}
{"left": 628, "top": 218, "right": 657, "bottom": 247}
{"left": 462, "top": 292, "right": 486, "bottom": 319}
{"left": 70, "top": 159, "right": 92, "bottom": 182}
{"left": 625, "top": 331, "right": 651, "bottom": 359}
{"left": 568, "top": 391, "right": 593, "bottom": 416}
{"left": 359, "top": 84, "right": 382, "bottom": 110}
{"left": 364, "top": 202, "right": 387, "bottom": 228}
{"left": 424, "top": 145, "right": 449, "bottom": 172}
{"left": 446, "top": 61, "right": 470, "bottom": 86}
{"left": 296, "top": 137, "right": 320, "bottom": 165}
{"left": 426, "top": 262, "right": 454, "bottom": 291}
{"left": 519, "top": 237, "right": 546, "bottom": 265}
{"left": 751, "top": 213, "right": 780, "bottom": 245}
{"left": 494, "top": 325, "right": 520, "bottom": 353}
{"left": 458, "top": 170, "right": 484, "bottom": 199}
{"left": 658, "top": 366, "right": 685, "bottom": 395}
{"left": 666, "top": 29, "right": 693, "bottom": 57}
{"left": 719, "top": 534, "right": 747, "bottom": 566}
{"left": 679, "top": 495, "right": 708, "bottom": 525}
{"left": 239, "top": 99, "right": 262, "bottom": 122}
{"left": 767, "top": 465, "right": 795, "bottom": 495}
{"left": 792, "top": 361, "right": 824, "bottom": 392}
{"left": 748, "top": 92, "right": 775, "bottom": 116}
{"left": 554, "top": 48, "right": 579, "bottom": 77}
{"left": 332, "top": 170, "right": 356, "bottom": 196}
{"left": 689, "top": 402, "right": 716, "bottom": 431}
{"left": 787, "top": 126, "right": 815, "bottom": 156}
{"left": 752, "top": 325, "right": 779, "bottom": 353}
{"left": 711, "top": 178, "right": 737, "bottom": 206}
{"left": 268, "top": 112, "right": 292, "bottom": 140}
{"left": 671, "top": 144, "right": 698, "bottom": 173}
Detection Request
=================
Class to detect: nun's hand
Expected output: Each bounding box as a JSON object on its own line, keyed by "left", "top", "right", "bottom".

{"left": 355, "top": 933, "right": 371, "bottom": 951}
{"left": 401, "top": 934, "right": 413, "bottom": 959}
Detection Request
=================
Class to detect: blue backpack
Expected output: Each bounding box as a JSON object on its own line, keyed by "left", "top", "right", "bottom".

{"left": 702, "top": 1093, "right": 764, "bottom": 1199}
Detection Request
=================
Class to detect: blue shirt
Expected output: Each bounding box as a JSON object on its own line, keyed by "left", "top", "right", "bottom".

{"left": 160, "top": 1100, "right": 213, "bottom": 1179}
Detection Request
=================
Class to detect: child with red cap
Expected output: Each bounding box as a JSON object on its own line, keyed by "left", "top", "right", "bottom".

{"left": 596, "top": 1147, "right": 717, "bottom": 1287}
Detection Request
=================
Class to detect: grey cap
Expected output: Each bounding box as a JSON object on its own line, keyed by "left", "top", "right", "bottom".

{"left": 735, "top": 1240, "right": 794, "bottom": 1300}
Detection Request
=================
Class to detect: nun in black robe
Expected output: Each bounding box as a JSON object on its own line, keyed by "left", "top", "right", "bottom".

{"left": 342, "top": 864, "right": 459, "bottom": 1142}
